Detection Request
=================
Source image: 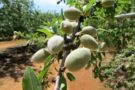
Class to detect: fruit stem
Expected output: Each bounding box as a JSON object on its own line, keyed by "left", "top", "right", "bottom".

{"left": 71, "top": 16, "right": 84, "bottom": 40}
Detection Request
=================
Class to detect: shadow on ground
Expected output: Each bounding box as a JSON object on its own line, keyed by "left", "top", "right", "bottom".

{"left": 0, "top": 44, "right": 39, "bottom": 81}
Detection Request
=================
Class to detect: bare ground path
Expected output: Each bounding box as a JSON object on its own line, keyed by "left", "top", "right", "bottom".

{"left": 0, "top": 40, "right": 111, "bottom": 90}
{"left": 0, "top": 40, "right": 26, "bottom": 49}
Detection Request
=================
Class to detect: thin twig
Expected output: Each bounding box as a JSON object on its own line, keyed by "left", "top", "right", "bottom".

{"left": 54, "top": 50, "right": 70, "bottom": 90}
{"left": 115, "top": 12, "right": 135, "bottom": 19}
{"left": 54, "top": 75, "right": 60, "bottom": 90}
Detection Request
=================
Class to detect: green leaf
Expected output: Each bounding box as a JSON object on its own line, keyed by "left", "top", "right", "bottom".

{"left": 37, "top": 29, "right": 53, "bottom": 37}
{"left": 52, "top": 21, "right": 58, "bottom": 34}
{"left": 59, "top": 73, "right": 67, "bottom": 90}
{"left": 66, "top": 0, "right": 75, "bottom": 6}
{"left": 93, "top": 66, "right": 100, "bottom": 78}
{"left": 118, "top": 0, "right": 129, "bottom": 4}
{"left": 22, "top": 67, "right": 42, "bottom": 90}
{"left": 84, "top": 3, "right": 92, "bottom": 14}
{"left": 66, "top": 72, "right": 76, "bottom": 81}
{"left": 37, "top": 55, "right": 53, "bottom": 83}
{"left": 97, "top": 52, "right": 103, "bottom": 61}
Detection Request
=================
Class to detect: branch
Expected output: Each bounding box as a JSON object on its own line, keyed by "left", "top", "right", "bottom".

{"left": 54, "top": 16, "right": 83, "bottom": 90}
{"left": 54, "top": 50, "right": 70, "bottom": 90}
{"left": 115, "top": 12, "right": 135, "bottom": 19}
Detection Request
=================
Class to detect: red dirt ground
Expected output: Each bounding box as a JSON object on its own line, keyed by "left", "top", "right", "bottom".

{"left": 0, "top": 40, "right": 112, "bottom": 90}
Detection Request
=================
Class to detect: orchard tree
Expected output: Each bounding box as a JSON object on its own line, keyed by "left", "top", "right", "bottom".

{"left": 0, "top": 0, "right": 47, "bottom": 39}
{"left": 22, "top": 0, "right": 135, "bottom": 90}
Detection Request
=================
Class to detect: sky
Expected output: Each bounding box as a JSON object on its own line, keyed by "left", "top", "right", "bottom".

{"left": 34, "top": 0, "right": 67, "bottom": 13}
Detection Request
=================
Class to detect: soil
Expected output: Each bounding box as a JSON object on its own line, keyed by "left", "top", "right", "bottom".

{"left": 0, "top": 40, "right": 112, "bottom": 90}
{"left": 0, "top": 40, "right": 26, "bottom": 50}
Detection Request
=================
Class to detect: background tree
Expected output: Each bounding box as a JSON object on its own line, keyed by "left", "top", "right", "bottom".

{"left": 0, "top": 0, "right": 50, "bottom": 39}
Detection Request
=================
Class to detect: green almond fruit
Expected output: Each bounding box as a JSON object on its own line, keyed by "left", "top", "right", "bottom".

{"left": 80, "top": 34, "right": 98, "bottom": 50}
{"left": 47, "top": 35, "right": 64, "bottom": 54}
{"left": 31, "top": 48, "right": 50, "bottom": 63}
{"left": 81, "top": 26, "right": 97, "bottom": 37}
{"left": 63, "top": 7, "right": 82, "bottom": 20}
{"left": 101, "top": 0, "right": 114, "bottom": 8}
{"left": 65, "top": 48, "right": 91, "bottom": 72}
{"left": 61, "top": 20, "right": 77, "bottom": 33}
{"left": 61, "top": 20, "right": 73, "bottom": 33}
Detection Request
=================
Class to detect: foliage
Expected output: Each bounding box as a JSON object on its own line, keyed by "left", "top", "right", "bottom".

{"left": 100, "top": 42, "right": 135, "bottom": 89}
{"left": 82, "top": 0, "right": 135, "bottom": 50}
{"left": 0, "top": 0, "right": 51, "bottom": 39}
{"left": 22, "top": 66, "right": 42, "bottom": 90}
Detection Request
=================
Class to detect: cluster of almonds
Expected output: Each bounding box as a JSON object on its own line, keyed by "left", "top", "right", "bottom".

{"left": 31, "top": 0, "right": 114, "bottom": 72}
{"left": 62, "top": 7, "right": 98, "bottom": 72}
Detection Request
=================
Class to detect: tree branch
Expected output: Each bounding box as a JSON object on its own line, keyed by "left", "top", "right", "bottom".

{"left": 54, "top": 16, "right": 83, "bottom": 90}
{"left": 115, "top": 12, "right": 135, "bottom": 19}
